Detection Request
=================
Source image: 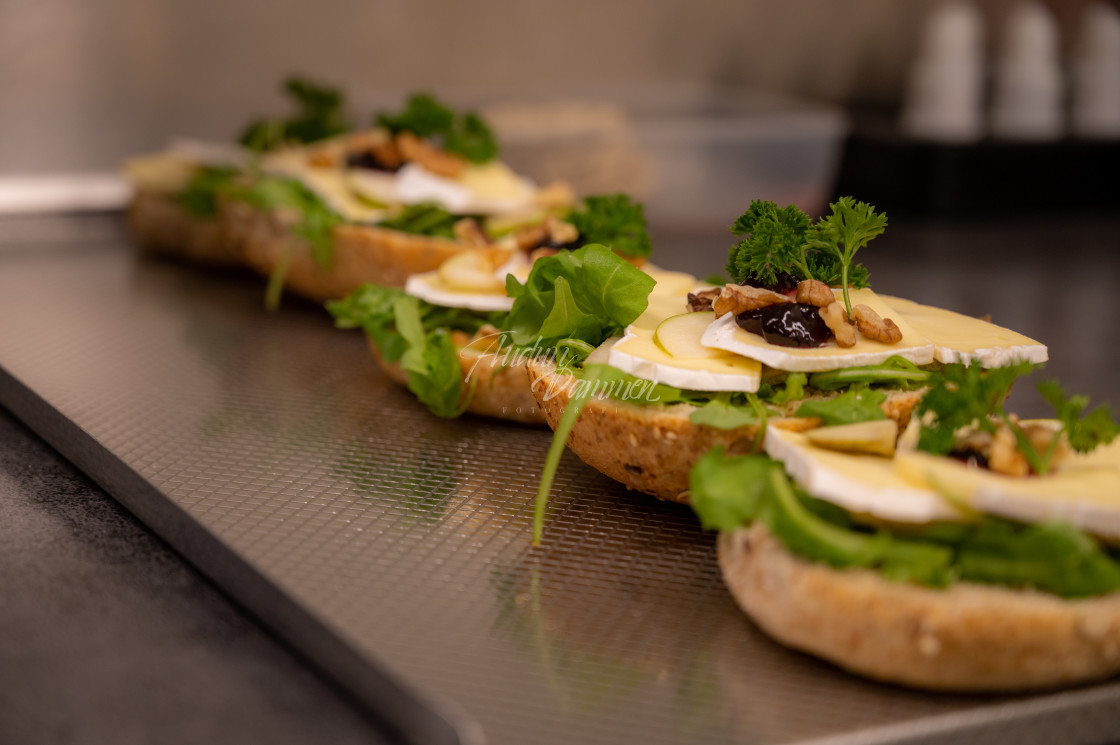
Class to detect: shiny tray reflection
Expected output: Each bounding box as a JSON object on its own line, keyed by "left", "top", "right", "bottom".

{"left": 1, "top": 214, "right": 1117, "bottom": 745}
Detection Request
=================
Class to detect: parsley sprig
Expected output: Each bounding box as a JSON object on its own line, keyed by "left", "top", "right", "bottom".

{"left": 376, "top": 94, "right": 498, "bottom": 163}
{"left": 725, "top": 198, "right": 880, "bottom": 303}
{"left": 917, "top": 362, "right": 1120, "bottom": 474}
{"left": 239, "top": 77, "right": 351, "bottom": 152}
{"left": 566, "top": 194, "right": 652, "bottom": 259}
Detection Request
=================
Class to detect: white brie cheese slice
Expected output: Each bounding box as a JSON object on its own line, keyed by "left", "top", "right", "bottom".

{"left": 404, "top": 274, "right": 514, "bottom": 312}
{"left": 394, "top": 162, "right": 535, "bottom": 215}
{"left": 608, "top": 325, "right": 762, "bottom": 391}
{"left": 702, "top": 288, "right": 936, "bottom": 372}
{"left": 881, "top": 295, "right": 1048, "bottom": 367}
{"left": 764, "top": 427, "right": 963, "bottom": 524}
{"left": 896, "top": 449, "right": 1120, "bottom": 539}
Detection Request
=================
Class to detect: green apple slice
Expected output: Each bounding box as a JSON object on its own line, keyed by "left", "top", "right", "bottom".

{"left": 653, "top": 312, "right": 730, "bottom": 359}
{"left": 805, "top": 419, "right": 899, "bottom": 458}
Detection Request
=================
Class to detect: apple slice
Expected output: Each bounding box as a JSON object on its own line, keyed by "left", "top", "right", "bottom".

{"left": 653, "top": 312, "right": 731, "bottom": 359}
{"left": 438, "top": 250, "right": 506, "bottom": 293}
{"left": 805, "top": 419, "right": 899, "bottom": 458}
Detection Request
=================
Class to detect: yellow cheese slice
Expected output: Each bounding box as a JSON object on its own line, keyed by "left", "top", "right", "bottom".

{"left": 895, "top": 449, "right": 1120, "bottom": 539}
{"left": 701, "top": 288, "right": 936, "bottom": 372}
{"left": 404, "top": 274, "right": 514, "bottom": 312}
{"left": 880, "top": 294, "right": 1048, "bottom": 367}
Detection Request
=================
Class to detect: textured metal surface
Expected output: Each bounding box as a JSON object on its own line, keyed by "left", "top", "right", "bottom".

{"left": 2, "top": 214, "right": 1119, "bottom": 745}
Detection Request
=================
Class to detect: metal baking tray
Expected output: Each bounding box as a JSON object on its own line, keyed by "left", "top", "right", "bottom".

{"left": 2, "top": 213, "right": 1118, "bottom": 745}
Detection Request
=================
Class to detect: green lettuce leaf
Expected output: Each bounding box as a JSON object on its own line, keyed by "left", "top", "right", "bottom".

{"left": 502, "top": 243, "right": 656, "bottom": 352}
{"left": 394, "top": 296, "right": 471, "bottom": 418}
{"left": 795, "top": 388, "right": 887, "bottom": 426}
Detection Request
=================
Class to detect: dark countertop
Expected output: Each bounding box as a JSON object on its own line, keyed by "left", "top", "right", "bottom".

{"left": 0, "top": 407, "right": 390, "bottom": 745}
{"left": 2, "top": 209, "right": 1119, "bottom": 744}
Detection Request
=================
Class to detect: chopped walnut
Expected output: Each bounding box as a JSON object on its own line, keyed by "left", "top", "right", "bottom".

{"left": 686, "top": 288, "right": 721, "bottom": 313}
{"left": 989, "top": 422, "right": 1030, "bottom": 477}
{"left": 515, "top": 224, "right": 548, "bottom": 252}
{"left": 529, "top": 247, "right": 560, "bottom": 263}
{"left": 796, "top": 279, "right": 834, "bottom": 307}
{"left": 533, "top": 180, "right": 576, "bottom": 209}
{"left": 453, "top": 218, "right": 490, "bottom": 247}
{"left": 1024, "top": 421, "right": 1071, "bottom": 470}
{"left": 345, "top": 131, "right": 402, "bottom": 170}
{"left": 395, "top": 131, "right": 465, "bottom": 178}
{"left": 818, "top": 301, "right": 856, "bottom": 348}
{"left": 712, "top": 284, "right": 790, "bottom": 318}
{"left": 850, "top": 304, "right": 903, "bottom": 344}
{"left": 545, "top": 216, "right": 578, "bottom": 246}
{"left": 308, "top": 151, "right": 337, "bottom": 168}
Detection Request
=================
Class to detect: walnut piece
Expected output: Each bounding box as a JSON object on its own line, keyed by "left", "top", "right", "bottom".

{"left": 545, "top": 216, "right": 578, "bottom": 246}
{"left": 515, "top": 223, "right": 548, "bottom": 252}
{"left": 453, "top": 218, "right": 490, "bottom": 247}
{"left": 989, "top": 422, "right": 1030, "bottom": 477}
{"left": 818, "top": 301, "right": 856, "bottom": 348}
{"left": 796, "top": 279, "right": 834, "bottom": 307}
{"left": 395, "top": 131, "right": 465, "bottom": 178}
{"left": 345, "top": 131, "right": 402, "bottom": 170}
{"left": 686, "top": 288, "right": 721, "bottom": 313}
{"left": 532, "top": 180, "right": 575, "bottom": 209}
{"left": 712, "top": 284, "right": 789, "bottom": 318}
{"left": 850, "top": 304, "right": 903, "bottom": 344}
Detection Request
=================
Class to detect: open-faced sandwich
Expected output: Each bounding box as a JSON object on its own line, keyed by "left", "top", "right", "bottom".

{"left": 690, "top": 361, "right": 1120, "bottom": 692}
{"left": 526, "top": 198, "right": 1049, "bottom": 530}
{"left": 125, "top": 78, "right": 575, "bottom": 308}
{"left": 327, "top": 226, "right": 685, "bottom": 425}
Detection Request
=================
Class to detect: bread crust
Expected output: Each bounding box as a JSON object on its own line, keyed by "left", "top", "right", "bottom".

{"left": 526, "top": 358, "right": 785, "bottom": 502}
{"left": 369, "top": 338, "right": 545, "bottom": 425}
{"left": 719, "top": 523, "right": 1120, "bottom": 691}
{"left": 126, "top": 190, "right": 242, "bottom": 267}
{"left": 231, "top": 202, "right": 469, "bottom": 301}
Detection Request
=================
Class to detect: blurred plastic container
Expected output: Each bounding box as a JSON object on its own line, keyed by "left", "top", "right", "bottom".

{"left": 486, "top": 86, "right": 848, "bottom": 230}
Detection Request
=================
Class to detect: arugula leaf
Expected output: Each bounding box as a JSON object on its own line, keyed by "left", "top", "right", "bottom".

{"left": 178, "top": 166, "right": 238, "bottom": 217}
{"left": 327, "top": 282, "right": 493, "bottom": 365}
{"left": 377, "top": 203, "right": 461, "bottom": 238}
{"left": 689, "top": 449, "right": 776, "bottom": 531}
{"left": 688, "top": 395, "right": 766, "bottom": 431}
{"left": 240, "top": 77, "right": 350, "bottom": 152}
{"left": 806, "top": 197, "right": 887, "bottom": 313}
{"left": 795, "top": 388, "right": 887, "bottom": 426}
{"left": 808, "top": 356, "right": 931, "bottom": 391}
{"left": 565, "top": 195, "right": 653, "bottom": 258}
{"left": 376, "top": 94, "right": 498, "bottom": 163}
{"left": 394, "top": 296, "right": 471, "bottom": 418}
{"left": 759, "top": 373, "right": 808, "bottom": 405}
{"left": 917, "top": 362, "right": 1036, "bottom": 455}
{"left": 502, "top": 243, "right": 655, "bottom": 352}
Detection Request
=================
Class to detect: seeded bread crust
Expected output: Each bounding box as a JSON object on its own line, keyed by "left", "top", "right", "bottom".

{"left": 230, "top": 201, "right": 471, "bottom": 301}
{"left": 126, "top": 190, "right": 242, "bottom": 267}
{"left": 719, "top": 523, "right": 1120, "bottom": 691}
{"left": 369, "top": 338, "right": 545, "bottom": 425}
{"left": 525, "top": 358, "right": 797, "bottom": 501}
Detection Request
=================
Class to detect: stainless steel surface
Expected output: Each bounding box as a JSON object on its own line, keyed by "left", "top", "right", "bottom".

{"left": 1, "top": 213, "right": 1119, "bottom": 745}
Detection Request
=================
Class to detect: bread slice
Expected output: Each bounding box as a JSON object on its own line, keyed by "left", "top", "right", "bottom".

{"left": 126, "top": 190, "right": 242, "bottom": 267}
{"left": 719, "top": 523, "right": 1120, "bottom": 692}
{"left": 370, "top": 338, "right": 545, "bottom": 425}
{"left": 526, "top": 358, "right": 926, "bottom": 502}
{"left": 230, "top": 201, "right": 472, "bottom": 301}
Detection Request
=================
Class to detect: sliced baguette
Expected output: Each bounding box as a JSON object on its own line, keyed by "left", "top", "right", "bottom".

{"left": 127, "top": 190, "right": 242, "bottom": 267}
{"left": 525, "top": 358, "right": 925, "bottom": 502}
{"left": 231, "top": 201, "right": 473, "bottom": 301}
